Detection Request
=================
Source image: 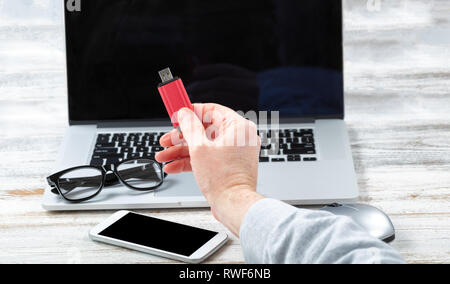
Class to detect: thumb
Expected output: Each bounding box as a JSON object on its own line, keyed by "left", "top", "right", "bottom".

{"left": 177, "top": 108, "right": 206, "bottom": 146}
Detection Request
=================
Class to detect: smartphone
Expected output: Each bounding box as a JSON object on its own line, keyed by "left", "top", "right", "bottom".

{"left": 89, "top": 211, "right": 228, "bottom": 263}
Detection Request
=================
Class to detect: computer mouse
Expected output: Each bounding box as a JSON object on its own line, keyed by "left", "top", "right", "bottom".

{"left": 320, "top": 203, "right": 395, "bottom": 243}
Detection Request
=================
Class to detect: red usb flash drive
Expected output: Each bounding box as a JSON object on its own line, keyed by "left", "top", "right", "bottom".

{"left": 157, "top": 68, "right": 194, "bottom": 129}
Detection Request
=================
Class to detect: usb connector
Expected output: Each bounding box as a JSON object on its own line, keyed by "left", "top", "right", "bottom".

{"left": 158, "top": 68, "right": 174, "bottom": 84}
{"left": 156, "top": 68, "right": 194, "bottom": 129}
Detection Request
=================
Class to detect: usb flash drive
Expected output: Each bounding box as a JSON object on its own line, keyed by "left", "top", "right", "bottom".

{"left": 157, "top": 68, "right": 194, "bottom": 130}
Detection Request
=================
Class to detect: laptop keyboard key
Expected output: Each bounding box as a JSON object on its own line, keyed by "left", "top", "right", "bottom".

{"left": 290, "top": 143, "right": 315, "bottom": 149}
{"left": 279, "top": 144, "right": 289, "bottom": 150}
{"left": 90, "top": 158, "right": 104, "bottom": 166}
{"left": 143, "top": 153, "right": 156, "bottom": 159}
{"left": 136, "top": 147, "right": 149, "bottom": 153}
{"left": 92, "top": 152, "right": 122, "bottom": 159}
{"left": 94, "top": 148, "right": 117, "bottom": 154}
{"left": 284, "top": 149, "right": 316, "bottom": 155}
{"left": 105, "top": 158, "right": 121, "bottom": 165}
{"left": 118, "top": 142, "right": 130, "bottom": 147}
{"left": 261, "top": 144, "right": 271, "bottom": 150}
{"left": 302, "top": 137, "right": 314, "bottom": 143}
{"left": 112, "top": 136, "right": 125, "bottom": 142}
{"left": 259, "top": 157, "right": 269, "bottom": 162}
{"left": 304, "top": 157, "right": 317, "bottom": 161}
{"left": 300, "top": 132, "right": 314, "bottom": 137}
{"left": 287, "top": 155, "right": 302, "bottom": 162}
{"left": 97, "top": 136, "right": 109, "bottom": 143}
{"left": 129, "top": 153, "right": 141, "bottom": 159}
{"left": 95, "top": 142, "right": 115, "bottom": 148}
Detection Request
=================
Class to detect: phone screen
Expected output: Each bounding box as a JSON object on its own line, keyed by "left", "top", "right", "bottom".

{"left": 99, "top": 212, "right": 218, "bottom": 256}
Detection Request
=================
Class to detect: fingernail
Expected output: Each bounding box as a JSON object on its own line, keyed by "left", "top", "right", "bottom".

{"left": 179, "top": 107, "right": 190, "bottom": 113}
{"left": 178, "top": 108, "right": 190, "bottom": 119}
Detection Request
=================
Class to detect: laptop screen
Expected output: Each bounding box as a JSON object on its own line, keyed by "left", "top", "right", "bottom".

{"left": 65, "top": 0, "right": 343, "bottom": 123}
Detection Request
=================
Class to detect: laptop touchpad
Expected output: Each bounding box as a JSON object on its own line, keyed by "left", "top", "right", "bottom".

{"left": 155, "top": 173, "right": 202, "bottom": 197}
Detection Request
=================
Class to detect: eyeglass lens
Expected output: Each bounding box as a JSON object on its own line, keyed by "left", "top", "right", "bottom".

{"left": 117, "top": 159, "right": 163, "bottom": 189}
{"left": 58, "top": 168, "right": 103, "bottom": 200}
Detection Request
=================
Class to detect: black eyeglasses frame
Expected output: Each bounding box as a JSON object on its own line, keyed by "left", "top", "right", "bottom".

{"left": 46, "top": 158, "right": 165, "bottom": 203}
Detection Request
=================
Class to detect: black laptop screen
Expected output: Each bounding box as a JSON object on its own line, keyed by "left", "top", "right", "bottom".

{"left": 65, "top": 0, "right": 343, "bottom": 123}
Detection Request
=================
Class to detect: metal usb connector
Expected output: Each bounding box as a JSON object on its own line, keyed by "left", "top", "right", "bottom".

{"left": 158, "top": 68, "right": 174, "bottom": 84}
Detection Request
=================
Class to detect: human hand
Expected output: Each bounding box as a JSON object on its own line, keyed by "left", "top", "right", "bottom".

{"left": 155, "top": 103, "right": 264, "bottom": 235}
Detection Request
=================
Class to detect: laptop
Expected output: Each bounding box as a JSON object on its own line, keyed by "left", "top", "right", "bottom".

{"left": 42, "top": 0, "right": 358, "bottom": 210}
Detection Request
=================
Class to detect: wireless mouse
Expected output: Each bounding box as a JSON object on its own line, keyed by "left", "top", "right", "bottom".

{"left": 320, "top": 203, "right": 395, "bottom": 243}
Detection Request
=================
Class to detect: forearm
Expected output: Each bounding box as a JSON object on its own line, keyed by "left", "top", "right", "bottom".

{"left": 240, "top": 198, "right": 405, "bottom": 264}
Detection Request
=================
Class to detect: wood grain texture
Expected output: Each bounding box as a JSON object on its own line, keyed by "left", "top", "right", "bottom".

{"left": 0, "top": 0, "right": 449, "bottom": 263}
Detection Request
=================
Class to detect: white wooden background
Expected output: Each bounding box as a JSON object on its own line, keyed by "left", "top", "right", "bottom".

{"left": 0, "top": 0, "right": 449, "bottom": 264}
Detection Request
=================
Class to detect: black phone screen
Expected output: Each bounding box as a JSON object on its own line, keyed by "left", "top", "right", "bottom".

{"left": 99, "top": 212, "right": 218, "bottom": 257}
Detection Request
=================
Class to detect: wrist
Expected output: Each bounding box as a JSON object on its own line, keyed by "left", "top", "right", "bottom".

{"left": 207, "top": 184, "right": 256, "bottom": 208}
{"left": 208, "top": 185, "right": 264, "bottom": 236}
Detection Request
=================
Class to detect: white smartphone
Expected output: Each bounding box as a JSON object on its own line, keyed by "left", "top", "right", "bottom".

{"left": 89, "top": 210, "right": 228, "bottom": 263}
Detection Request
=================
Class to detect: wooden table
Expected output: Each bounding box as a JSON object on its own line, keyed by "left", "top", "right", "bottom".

{"left": 0, "top": 1, "right": 449, "bottom": 264}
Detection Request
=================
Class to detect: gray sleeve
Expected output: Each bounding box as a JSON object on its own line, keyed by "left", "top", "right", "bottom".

{"left": 239, "top": 198, "right": 405, "bottom": 264}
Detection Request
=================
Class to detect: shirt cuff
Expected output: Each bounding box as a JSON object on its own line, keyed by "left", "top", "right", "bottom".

{"left": 239, "top": 198, "right": 299, "bottom": 263}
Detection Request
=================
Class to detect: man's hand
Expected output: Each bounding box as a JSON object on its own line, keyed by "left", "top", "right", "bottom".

{"left": 156, "top": 103, "right": 264, "bottom": 236}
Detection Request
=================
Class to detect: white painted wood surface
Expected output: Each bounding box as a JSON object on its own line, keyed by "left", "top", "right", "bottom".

{"left": 0, "top": 0, "right": 449, "bottom": 263}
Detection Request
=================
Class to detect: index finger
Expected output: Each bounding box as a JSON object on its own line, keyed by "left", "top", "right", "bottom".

{"left": 160, "top": 103, "right": 241, "bottom": 146}
{"left": 193, "top": 103, "right": 242, "bottom": 123}
{"left": 159, "top": 129, "right": 185, "bottom": 147}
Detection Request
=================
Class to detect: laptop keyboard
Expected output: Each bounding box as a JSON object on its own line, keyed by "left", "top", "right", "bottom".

{"left": 90, "top": 128, "right": 317, "bottom": 166}
{"left": 258, "top": 128, "right": 317, "bottom": 162}
{"left": 90, "top": 132, "right": 164, "bottom": 166}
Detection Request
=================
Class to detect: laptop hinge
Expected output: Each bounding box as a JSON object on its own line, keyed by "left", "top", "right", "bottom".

{"left": 97, "top": 121, "right": 171, "bottom": 128}
{"left": 272, "top": 117, "right": 315, "bottom": 124}
{"left": 97, "top": 117, "right": 318, "bottom": 128}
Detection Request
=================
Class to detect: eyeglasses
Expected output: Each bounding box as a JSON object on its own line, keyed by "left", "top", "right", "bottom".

{"left": 46, "top": 158, "right": 165, "bottom": 203}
